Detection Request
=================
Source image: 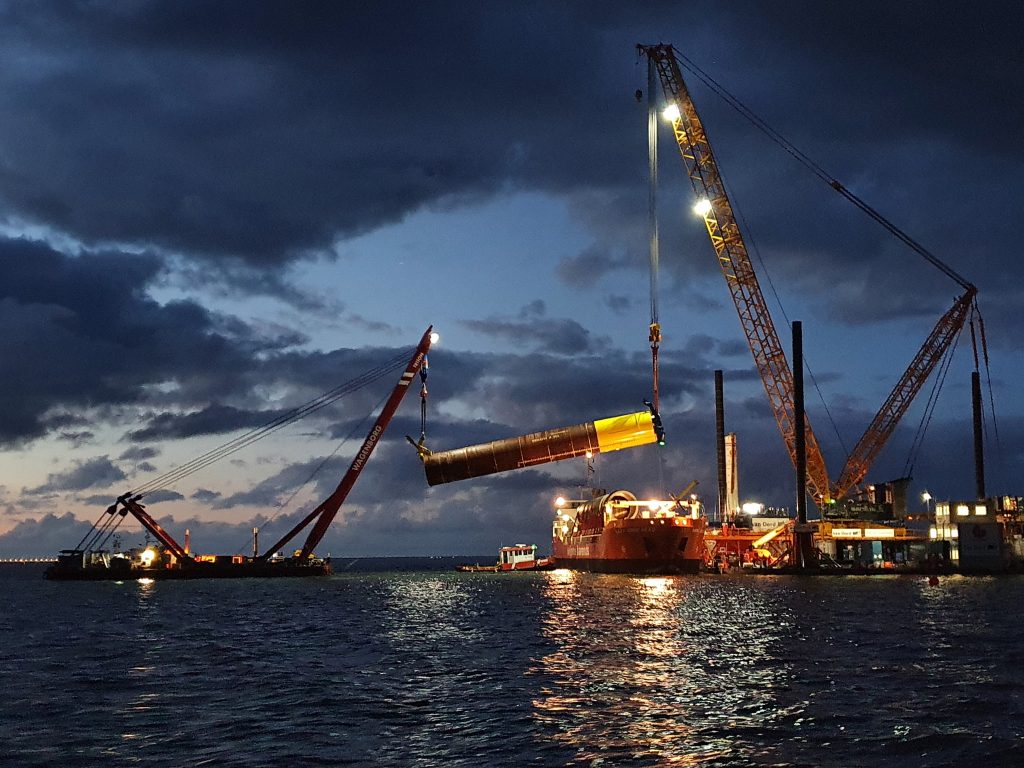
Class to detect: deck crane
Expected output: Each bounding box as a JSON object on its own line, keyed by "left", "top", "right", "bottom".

{"left": 638, "top": 43, "right": 978, "bottom": 505}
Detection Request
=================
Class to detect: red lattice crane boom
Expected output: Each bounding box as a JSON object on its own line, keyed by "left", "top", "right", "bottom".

{"left": 832, "top": 287, "right": 975, "bottom": 498}
{"left": 259, "top": 326, "right": 435, "bottom": 560}
{"left": 120, "top": 494, "right": 192, "bottom": 561}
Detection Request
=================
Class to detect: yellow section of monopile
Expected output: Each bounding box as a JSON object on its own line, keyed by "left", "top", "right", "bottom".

{"left": 593, "top": 411, "right": 658, "bottom": 453}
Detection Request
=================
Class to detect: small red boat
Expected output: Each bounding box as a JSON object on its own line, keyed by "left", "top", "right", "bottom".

{"left": 457, "top": 544, "right": 554, "bottom": 572}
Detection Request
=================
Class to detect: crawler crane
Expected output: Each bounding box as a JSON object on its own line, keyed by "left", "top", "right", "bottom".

{"left": 638, "top": 43, "right": 981, "bottom": 505}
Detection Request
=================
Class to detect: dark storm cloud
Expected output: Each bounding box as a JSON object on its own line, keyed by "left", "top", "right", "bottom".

{"left": 427, "top": 347, "right": 645, "bottom": 428}
{"left": 605, "top": 294, "right": 635, "bottom": 315}
{"left": 160, "top": 258, "right": 331, "bottom": 310}
{"left": 127, "top": 403, "right": 293, "bottom": 442}
{"left": 0, "top": 1, "right": 651, "bottom": 264}
{"left": 557, "top": 245, "right": 637, "bottom": 288}
{"left": 142, "top": 489, "right": 185, "bottom": 503}
{"left": 0, "top": 1, "right": 1018, "bottom": 324}
{"left": 0, "top": 513, "right": 90, "bottom": 558}
{"left": 723, "top": 3, "right": 1024, "bottom": 153}
{"left": 717, "top": 339, "right": 748, "bottom": 358}
{"left": 0, "top": 237, "right": 424, "bottom": 461}
{"left": 0, "top": 238, "right": 293, "bottom": 443}
{"left": 27, "top": 456, "right": 127, "bottom": 494}
{"left": 461, "top": 316, "right": 605, "bottom": 356}
{"left": 119, "top": 446, "right": 159, "bottom": 462}
{"left": 212, "top": 456, "right": 346, "bottom": 510}
{"left": 345, "top": 314, "right": 401, "bottom": 336}
{"left": 258, "top": 341, "right": 438, "bottom": 401}
{"left": 458, "top": 301, "right": 616, "bottom": 357}
{"left": 56, "top": 430, "right": 94, "bottom": 447}
{"left": 81, "top": 494, "right": 117, "bottom": 507}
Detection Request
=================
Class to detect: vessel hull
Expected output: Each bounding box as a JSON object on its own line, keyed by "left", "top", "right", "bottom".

{"left": 44, "top": 559, "right": 332, "bottom": 581}
{"left": 552, "top": 555, "right": 701, "bottom": 575}
{"left": 552, "top": 517, "right": 705, "bottom": 575}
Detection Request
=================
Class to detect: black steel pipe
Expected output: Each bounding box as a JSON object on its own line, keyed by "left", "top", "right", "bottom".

{"left": 715, "top": 370, "right": 727, "bottom": 524}
{"left": 423, "top": 411, "right": 656, "bottom": 487}
{"left": 972, "top": 370, "right": 985, "bottom": 500}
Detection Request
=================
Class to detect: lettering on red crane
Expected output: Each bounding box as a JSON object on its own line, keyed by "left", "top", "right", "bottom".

{"left": 353, "top": 425, "right": 383, "bottom": 472}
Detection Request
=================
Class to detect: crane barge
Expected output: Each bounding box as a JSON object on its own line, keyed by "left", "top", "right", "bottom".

{"left": 44, "top": 327, "right": 436, "bottom": 580}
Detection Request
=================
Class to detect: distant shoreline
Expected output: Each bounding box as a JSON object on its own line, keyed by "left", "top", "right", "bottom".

{"left": 0, "top": 556, "right": 493, "bottom": 572}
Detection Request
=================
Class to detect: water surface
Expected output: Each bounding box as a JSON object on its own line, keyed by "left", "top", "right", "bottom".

{"left": 2, "top": 564, "right": 1021, "bottom": 766}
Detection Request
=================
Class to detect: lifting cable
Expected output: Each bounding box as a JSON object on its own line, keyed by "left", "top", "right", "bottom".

{"left": 725, "top": 167, "right": 850, "bottom": 459}
{"left": 74, "top": 501, "right": 127, "bottom": 552}
{"left": 969, "top": 306, "right": 1003, "bottom": 486}
{"left": 231, "top": 389, "right": 389, "bottom": 555}
{"left": 644, "top": 55, "right": 667, "bottom": 495}
{"left": 84, "top": 510, "right": 124, "bottom": 552}
{"left": 974, "top": 305, "right": 1000, "bottom": 449}
{"left": 903, "top": 322, "right": 965, "bottom": 477}
{"left": 129, "top": 347, "right": 413, "bottom": 499}
{"left": 673, "top": 47, "right": 972, "bottom": 291}
{"left": 75, "top": 505, "right": 111, "bottom": 549}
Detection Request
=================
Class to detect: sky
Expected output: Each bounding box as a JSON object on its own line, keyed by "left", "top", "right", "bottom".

{"left": 1, "top": 1, "right": 1022, "bottom": 558}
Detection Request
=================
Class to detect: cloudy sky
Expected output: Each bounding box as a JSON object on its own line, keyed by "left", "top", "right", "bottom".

{"left": 1, "top": 1, "right": 1021, "bottom": 557}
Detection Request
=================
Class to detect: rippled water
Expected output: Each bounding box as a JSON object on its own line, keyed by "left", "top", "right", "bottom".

{"left": 2, "top": 564, "right": 1022, "bottom": 766}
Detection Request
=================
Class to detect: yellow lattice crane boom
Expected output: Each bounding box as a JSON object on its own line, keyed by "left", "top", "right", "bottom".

{"left": 640, "top": 43, "right": 832, "bottom": 502}
{"left": 638, "top": 43, "right": 978, "bottom": 505}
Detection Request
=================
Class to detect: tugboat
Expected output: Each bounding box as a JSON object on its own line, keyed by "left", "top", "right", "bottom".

{"left": 551, "top": 489, "right": 706, "bottom": 574}
{"left": 456, "top": 544, "right": 554, "bottom": 573}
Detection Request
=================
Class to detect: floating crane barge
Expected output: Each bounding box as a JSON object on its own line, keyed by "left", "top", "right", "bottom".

{"left": 45, "top": 327, "right": 436, "bottom": 581}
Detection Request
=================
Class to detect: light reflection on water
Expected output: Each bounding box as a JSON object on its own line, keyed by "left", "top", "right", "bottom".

{"left": 532, "top": 573, "right": 803, "bottom": 765}
{"left": 5, "top": 567, "right": 1024, "bottom": 767}
{"left": 383, "top": 576, "right": 488, "bottom": 646}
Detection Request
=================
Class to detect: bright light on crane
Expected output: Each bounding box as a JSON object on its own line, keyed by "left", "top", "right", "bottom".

{"left": 693, "top": 198, "right": 713, "bottom": 217}
{"left": 662, "top": 103, "right": 681, "bottom": 122}
{"left": 429, "top": 332, "right": 440, "bottom": 345}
